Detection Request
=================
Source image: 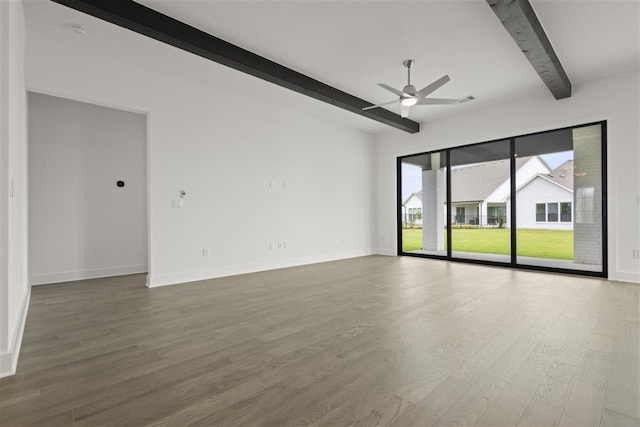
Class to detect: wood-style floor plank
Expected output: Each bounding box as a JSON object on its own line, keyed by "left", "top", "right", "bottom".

{"left": 0, "top": 256, "right": 638, "bottom": 426}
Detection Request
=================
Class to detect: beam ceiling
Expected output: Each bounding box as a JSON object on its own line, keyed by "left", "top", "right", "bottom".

{"left": 50, "top": 0, "right": 420, "bottom": 133}
{"left": 486, "top": 0, "right": 572, "bottom": 100}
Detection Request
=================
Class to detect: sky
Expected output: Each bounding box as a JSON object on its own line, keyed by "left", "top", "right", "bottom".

{"left": 401, "top": 150, "right": 574, "bottom": 201}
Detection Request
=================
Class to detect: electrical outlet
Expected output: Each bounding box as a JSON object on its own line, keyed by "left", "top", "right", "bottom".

{"left": 633, "top": 249, "right": 640, "bottom": 259}
{"left": 202, "top": 248, "right": 209, "bottom": 257}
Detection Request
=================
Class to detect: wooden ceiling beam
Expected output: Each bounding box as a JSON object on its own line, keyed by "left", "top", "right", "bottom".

{"left": 50, "top": 0, "right": 420, "bottom": 133}
{"left": 486, "top": 0, "right": 572, "bottom": 99}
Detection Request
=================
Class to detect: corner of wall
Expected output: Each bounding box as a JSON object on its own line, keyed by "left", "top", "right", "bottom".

{"left": 375, "top": 247, "right": 397, "bottom": 257}
{"left": 0, "top": 286, "right": 30, "bottom": 378}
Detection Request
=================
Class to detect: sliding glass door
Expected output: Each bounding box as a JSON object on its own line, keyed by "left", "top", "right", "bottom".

{"left": 397, "top": 121, "right": 607, "bottom": 277}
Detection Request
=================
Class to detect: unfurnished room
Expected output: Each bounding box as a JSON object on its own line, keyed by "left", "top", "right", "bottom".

{"left": 0, "top": 0, "right": 639, "bottom": 426}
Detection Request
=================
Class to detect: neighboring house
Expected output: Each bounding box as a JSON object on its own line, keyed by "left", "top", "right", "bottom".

{"left": 403, "top": 192, "right": 423, "bottom": 225}
{"left": 511, "top": 160, "right": 574, "bottom": 230}
{"left": 406, "top": 155, "right": 576, "bottom": 230}
{"left": 449, "top": 156, "right": 552, "bottom": 227}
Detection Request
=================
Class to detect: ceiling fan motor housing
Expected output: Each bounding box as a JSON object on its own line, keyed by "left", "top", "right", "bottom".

{"left": 403, "top": 84, "right": 417, "bottom": 96}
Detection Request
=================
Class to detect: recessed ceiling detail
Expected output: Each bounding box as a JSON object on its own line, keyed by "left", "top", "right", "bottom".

{"left": 49, "top": 0, "right": 420, "bottom": 134}
{"left": 486, "top": 0, "right": 572, "bottom": 100}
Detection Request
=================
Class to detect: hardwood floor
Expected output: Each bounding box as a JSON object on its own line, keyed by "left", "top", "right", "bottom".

{"left": 1, "top": 255, "right": 638, "bottom": 426}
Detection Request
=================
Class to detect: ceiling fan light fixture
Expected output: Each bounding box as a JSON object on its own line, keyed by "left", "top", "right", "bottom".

{"left": 401, "top": 97, "right": 417, "bottom": 107}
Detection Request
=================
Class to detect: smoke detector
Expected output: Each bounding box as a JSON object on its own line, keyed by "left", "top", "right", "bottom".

{"left": 70, "top": 24, "right": 87, "bottom": 35}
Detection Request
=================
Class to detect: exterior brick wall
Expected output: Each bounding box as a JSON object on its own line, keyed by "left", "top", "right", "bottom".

{"left": 422, "top": 154, "right": 445, "bottom": 251}
{"left": 573, "top": 125, "right": 602, "bottom": 265}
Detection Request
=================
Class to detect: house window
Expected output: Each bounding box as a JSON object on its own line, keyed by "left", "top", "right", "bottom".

{"left": 537, "top": 202, "right": 571, "bottom": 222}
{"left": 547, "top": 203, "right": 558, "bottom": 222}
{"left": 408, "top": 208, "right": 422, "bottom": 222}
{"left": 561, "top": 202, "right": 572, "bottom": 222}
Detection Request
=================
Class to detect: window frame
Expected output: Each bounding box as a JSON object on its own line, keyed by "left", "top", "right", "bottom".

{"left": 396, "top": 120, "right": 608, "bottom": 279}
{"left": 560, "top": 202, "right": 572, "bottom": 223}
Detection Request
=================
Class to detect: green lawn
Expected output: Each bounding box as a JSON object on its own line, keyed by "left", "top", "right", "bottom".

{"left": 402, "top": 228, "right": 574, "bottom": 260}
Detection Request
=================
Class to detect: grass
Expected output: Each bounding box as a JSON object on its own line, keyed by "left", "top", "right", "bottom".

{"left": 402, "top": 228, "right": 574, "bottom": 260}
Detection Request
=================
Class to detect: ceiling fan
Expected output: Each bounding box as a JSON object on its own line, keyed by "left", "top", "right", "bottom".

{"left": 363, "top": 60, "right": 474, "bottom": 118}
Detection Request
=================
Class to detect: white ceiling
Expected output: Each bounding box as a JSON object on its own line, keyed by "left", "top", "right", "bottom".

{"left": 23, "top": 0, "right": 640, "bottom": 134}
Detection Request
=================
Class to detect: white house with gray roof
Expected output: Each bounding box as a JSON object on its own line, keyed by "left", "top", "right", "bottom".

{"left": 511, "top": 160, "right": 574, "bottom": 230}
{"left": 404, "top": 155, "right": 575, "bottom": 230}
{"left": 402, "top": 192, "right": 423, "bottom": 226}
{"left": 448, "top": 156, "right": 552, "bottom": 227}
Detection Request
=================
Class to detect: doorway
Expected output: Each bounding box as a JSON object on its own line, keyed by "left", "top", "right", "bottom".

{"left": 28, "top": 92, "right": 148, "bottom": 285}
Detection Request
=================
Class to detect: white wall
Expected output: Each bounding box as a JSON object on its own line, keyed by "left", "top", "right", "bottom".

{"left": 0, "top": 0, "right": 30, "bottom": 378}
{"left": 25, "top": 12, "right": 375, "bottom": 288}
{"left": 375, "top": 67, "right": 640, "bottom": 283}
{"left": 516, "top": 178, "right": 573, "bottom": 230}
{"left": 28, "top": 93, "right": 147, "bottom": 285}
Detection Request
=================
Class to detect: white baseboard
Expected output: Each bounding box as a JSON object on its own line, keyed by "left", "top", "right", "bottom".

{"left": 147, "top": 249, "right": 373, "bottom": 288}
{"left": 0, "top": 286, "right": 31, "bottom": 378}
{"left": 613, "top": 270, "right": 640, "bottom": 284}
{"left": 30, "top": 264, "right": 147, "bottom": 285}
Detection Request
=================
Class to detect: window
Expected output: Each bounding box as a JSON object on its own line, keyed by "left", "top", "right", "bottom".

{"left": 407, "top": 208, "right": 422, "bottom": 222}
{"left": 547, "top": 203, "right": 558, "bottom": 222}
{"left": 398, "top": 121, "right": 606, "bottom": 277}
{"left": 561, "top": 202, "right": 572, "bottom": 222}
{"left": 537, "top": 202, "right": 571, "bottom": 223}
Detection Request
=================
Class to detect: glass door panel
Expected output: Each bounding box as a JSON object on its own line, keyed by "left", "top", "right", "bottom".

{"left": 449, "top": 140, "right": 511, "bottom": 263}
{"left": 399, "top": 151, "right": 448, "bottom": 256}
{"left": 515, "top": 124, "right": 604, "bottom": 272}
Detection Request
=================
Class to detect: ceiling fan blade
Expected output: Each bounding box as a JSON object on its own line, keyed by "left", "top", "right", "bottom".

{"left": 416, "top": 98, "right": 458, "bottom": 105}
{"left": 416, "top": 96, "right": 474, "bottom": 105}
{"left": 378, "top": 83, "right": 405, "bottom": 97}
{"left": 362, "top": 99, "right": 400, "bottom": 111}
{"left": 400, "top": 104, "right": 410, "bottom": 118}
{"left": 416, "top": 75, "right": 451, "bottom": 98}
